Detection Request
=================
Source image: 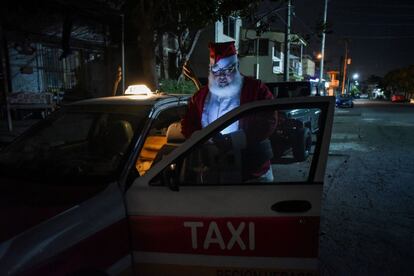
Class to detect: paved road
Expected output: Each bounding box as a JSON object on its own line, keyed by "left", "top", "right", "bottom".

{"left": 320, "top": 100, "right": 414, "bottom": 275}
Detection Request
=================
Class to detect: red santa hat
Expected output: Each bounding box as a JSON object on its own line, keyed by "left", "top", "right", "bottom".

{"left": 209, "top": 41, "right": 238, "bottom": 71}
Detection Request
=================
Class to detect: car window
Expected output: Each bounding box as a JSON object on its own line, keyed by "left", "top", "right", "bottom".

{"left": 136, "top": 105, "right": 187, "bottom": 176}
{"left": 150, "top": 105, "right": 323, "bottom": 186}
{"left": 0, "top": 107, "right": 149, "bottom": 183}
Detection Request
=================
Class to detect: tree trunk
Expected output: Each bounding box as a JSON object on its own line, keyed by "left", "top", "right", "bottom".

{"left": 139, "top": 33, "right": 158, "bottom": 90}
{"left": 135, "top": 1, "right": 158, "bottom": 90}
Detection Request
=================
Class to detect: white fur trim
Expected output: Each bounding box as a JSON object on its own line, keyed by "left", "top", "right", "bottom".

{"left": 210, "top": 54, "right": 238, "bottom": 69}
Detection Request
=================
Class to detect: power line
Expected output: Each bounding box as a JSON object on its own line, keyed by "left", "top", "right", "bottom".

{"left": 292, "top": 13, "right": 314, "bottom": 34}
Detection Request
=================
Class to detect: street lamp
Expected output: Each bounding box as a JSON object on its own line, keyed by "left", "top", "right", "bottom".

{"left": 352, "top": 73, "right": 359, "bottom": 80}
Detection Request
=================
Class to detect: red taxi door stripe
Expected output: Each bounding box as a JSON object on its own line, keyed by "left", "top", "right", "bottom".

{"left": 130, "top": 216, "right": 319, "bottom": 258}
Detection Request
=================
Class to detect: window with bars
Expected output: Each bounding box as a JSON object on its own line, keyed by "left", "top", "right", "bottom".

{"left": 39, "top": 47, "right": 80, "bottom": 93}
{"left": 273, "top": 41, "right": 282, "bottom": 58}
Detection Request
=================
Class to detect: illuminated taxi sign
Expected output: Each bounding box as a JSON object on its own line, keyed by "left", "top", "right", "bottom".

{"left": 124, "top": 84, "right": 152, "bottom": 95}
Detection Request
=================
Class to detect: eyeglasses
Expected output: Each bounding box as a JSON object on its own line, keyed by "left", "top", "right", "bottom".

{"left": 210, "top": 64, "right": 236, "bottom": 77}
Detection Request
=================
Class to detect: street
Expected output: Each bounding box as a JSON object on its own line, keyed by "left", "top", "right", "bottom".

{"left": 320, "top": 99, "right": 414, "bottom": 275}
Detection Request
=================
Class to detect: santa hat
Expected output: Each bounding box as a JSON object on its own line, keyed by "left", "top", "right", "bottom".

{"left": 209, "top": 41, "right": 238, "bottom": 71}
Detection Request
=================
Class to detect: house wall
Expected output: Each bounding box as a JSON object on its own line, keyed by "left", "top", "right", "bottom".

{"left": 239, "top": 55, "right": 283, "bottom": 82}
{"left": 191, "top": 22, "right": 309, "bottom": 84}
{"left": 7, "top": 41, "right": 111, "bottom": 101}
{"left": 189, "top": 17, "right": 242, "bottom": 83}
{"left": 239, "top": 29, "right": 301, "bottom": 83}
{"left": 302, "top": 57, "right": 315, "bottom": 77}
{"left": 9, "top": 44, "right": 43, "bottom": 93}
{"left": 215, "top": 18, "right": 242, "bottom": 49}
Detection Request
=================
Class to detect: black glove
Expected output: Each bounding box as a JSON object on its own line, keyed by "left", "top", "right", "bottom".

{"left": 212, "top": 133, "right": 233, "bottom": 152}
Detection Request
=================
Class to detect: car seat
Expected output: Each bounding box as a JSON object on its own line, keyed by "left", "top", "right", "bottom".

{"left": 136, "top": 122, "right": 185, "bottom": 176}
{"left": 91, "top": 119, "right": 134, "bottom": 162}
{"left": 103, "top": 120, "right": 134, "bottom": 158}
{"left": 153, "top": 122, "right": 185, "bottom": 163}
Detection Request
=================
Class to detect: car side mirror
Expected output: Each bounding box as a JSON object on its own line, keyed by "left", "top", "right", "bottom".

{"left": 163, "top": 163, "right": 180, "bottom": 191}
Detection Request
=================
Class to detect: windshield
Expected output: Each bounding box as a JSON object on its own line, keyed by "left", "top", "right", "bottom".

{"left": 0, "top": 105, "right": 150, "bottom": 183}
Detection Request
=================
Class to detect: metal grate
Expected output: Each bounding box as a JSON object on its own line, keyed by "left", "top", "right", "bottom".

{"left": 39, "top": 46, "right": 80, "bottom": 93}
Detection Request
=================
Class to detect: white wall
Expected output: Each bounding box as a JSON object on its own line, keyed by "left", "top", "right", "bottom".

{"left": 238, "top": 29, "right": 308, "bottom": 82}
{"left": 302, "top": 58, "right": 315, "bottom": 77}
{"left": 215, "top": 17, "right": 242, "bottom": 50}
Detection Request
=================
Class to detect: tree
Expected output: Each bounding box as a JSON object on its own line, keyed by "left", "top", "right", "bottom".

{"left": 121, "top": 0, "right": 267, "bottom": 90}
{"left": 366, "top": 75, "right": 383, "bottom": 86}
{"left": 383, "top": 65, "right": 414, "bottom": 99}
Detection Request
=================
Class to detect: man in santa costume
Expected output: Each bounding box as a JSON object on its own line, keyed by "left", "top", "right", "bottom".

{"left": 181, "top": 41, "right": 277, "bottom": 182}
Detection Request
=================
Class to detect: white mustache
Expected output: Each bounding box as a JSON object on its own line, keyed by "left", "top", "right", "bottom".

{"left": 208, "top": 72, "right": 243, "bottom": 98}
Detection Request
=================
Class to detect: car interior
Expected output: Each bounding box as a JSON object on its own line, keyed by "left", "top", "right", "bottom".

{"left": 135, "top": 106, "right": 187, "bottom": 176}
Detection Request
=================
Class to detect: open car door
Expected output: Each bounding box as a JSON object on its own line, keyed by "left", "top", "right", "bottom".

{"left": 126, "top": 96, "right": 335, "bottom": 275}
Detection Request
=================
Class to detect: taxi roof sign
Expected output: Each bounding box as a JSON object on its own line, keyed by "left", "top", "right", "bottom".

{"left": 124, "top": 84, "right": 152, "bottom": 95}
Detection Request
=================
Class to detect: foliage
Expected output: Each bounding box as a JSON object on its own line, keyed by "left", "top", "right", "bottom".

{"left": 350, "top": 86, "right": 359, "bottom": 97}
{"left": 366, "top": 75, "right": 383, "bottom": 85}
{"left": 159, "top": 79, "right": 197, "bottom": 95}
{"left": 382, "top": 65, "right": 414, "bottom": 97}
{"left": 121, "top": 0, "right": 266, "bottom": 89}
{"left": 124, "top": 0, "right": 263, "bottom": 32}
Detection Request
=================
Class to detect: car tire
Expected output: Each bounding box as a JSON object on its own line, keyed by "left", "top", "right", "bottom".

{"left": 292, "top": 127, "right": 312, "bottom": 162}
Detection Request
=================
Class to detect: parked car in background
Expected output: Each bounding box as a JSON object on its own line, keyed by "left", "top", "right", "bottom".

{"left": 391, "top": 94, "right": 406, "bottom": 102}
{"left": 336, "top": 95, "right": 354, "bottom": 108}
{"left": 271, "top": 107, "right": 321, "bottom": 162}
{"left": 265, "top": 81, "right": 322, "bottom": 162}
{"left": 359, "top": 94, "right": 369, "bottom": 99}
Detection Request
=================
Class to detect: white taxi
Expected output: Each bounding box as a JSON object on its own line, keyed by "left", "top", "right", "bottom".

{"left": 0, "top": 87, "right": 335, "bottom": 276}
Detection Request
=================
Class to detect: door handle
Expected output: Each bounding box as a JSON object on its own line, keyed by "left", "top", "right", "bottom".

{"left": 271, "top": 200, "right": 312, "bottom": 213}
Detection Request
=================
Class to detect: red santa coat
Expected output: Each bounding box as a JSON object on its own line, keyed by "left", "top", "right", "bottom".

{"left": 181, "top": 76, "right": 277, "bottom": 180}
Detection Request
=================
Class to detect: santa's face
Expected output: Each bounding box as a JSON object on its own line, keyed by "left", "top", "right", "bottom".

{"left": 210, "top": 63, "right": 237, "bottom": 88}
{"left": 208, "top": 63, "right": 243, "bottom": 98}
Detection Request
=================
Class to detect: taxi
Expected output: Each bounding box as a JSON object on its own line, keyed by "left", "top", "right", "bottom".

{"left": 0, "top": 85, "right": 335, "bottom": 276}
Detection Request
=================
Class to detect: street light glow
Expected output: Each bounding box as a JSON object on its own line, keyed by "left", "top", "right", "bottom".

{"left": 353, "top": 73, "right": 359, "bottom": 79}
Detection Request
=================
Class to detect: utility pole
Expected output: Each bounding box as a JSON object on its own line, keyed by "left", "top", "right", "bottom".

{"left": 341, "top": 40, "right": 349, "bottom": 95}
{"left": 256, "top": 21, "right": 260, "bottom": 79}
{"left": 283, "top": 0, "right": 291, "bottom": 81}
{"left": 121, "top": 14, "right": 126, "bottom": 94}
{"left": 319, "top": 0, "right": 328, "bottom": 84}
{"left": 256, "top": 38, "right": 260, "bottom": 79}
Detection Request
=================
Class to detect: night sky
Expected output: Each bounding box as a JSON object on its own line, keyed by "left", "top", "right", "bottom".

{"left": 292, "top": 0, "right": 414, "bottom": 79}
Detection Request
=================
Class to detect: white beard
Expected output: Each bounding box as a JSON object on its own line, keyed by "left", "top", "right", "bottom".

{"left": 208, "top": 72, "right": 244, "bottom": 98}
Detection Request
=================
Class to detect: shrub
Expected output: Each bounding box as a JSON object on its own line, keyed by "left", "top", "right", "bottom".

{"left": 159, "top": 79, "right": 197, "bottom": 94}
